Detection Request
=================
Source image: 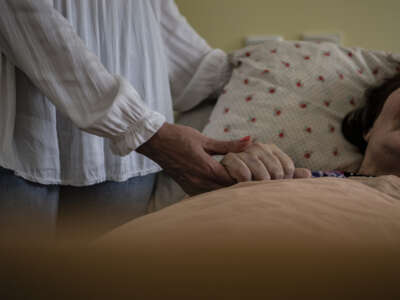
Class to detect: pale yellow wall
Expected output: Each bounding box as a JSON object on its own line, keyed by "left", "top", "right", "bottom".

{"left": 175, "top": 0, "right": 400, "bottom": 53}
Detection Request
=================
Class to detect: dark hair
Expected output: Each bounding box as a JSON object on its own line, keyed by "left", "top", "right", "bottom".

{"left": 342, "top": 73, "right": 400, "bottom": 153}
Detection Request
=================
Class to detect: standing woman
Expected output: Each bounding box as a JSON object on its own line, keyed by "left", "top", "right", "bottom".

{"left": 0, "top": 0, "right": 247, "bottom": 240}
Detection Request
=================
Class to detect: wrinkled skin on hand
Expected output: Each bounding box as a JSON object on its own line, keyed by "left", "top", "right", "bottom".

{"left": 137, "top": 123, "right": 251, "bottom": 196}
{"left": 221, "top": 142, "right": 312, "bottom": 182}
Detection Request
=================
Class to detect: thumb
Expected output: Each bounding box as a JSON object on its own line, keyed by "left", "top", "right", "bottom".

{"left": 204, "top": 136, "right": 252, "bottom": 155}
{"left": 294, "top": 168, "right": 312, "bottom": 179}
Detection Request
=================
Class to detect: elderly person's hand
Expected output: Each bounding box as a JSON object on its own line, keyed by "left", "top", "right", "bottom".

{"left": 137, "top": 123, "right": 252, "bottom": 196}
{"left": 221, "top": 142, "right": 312, "bottom": 182}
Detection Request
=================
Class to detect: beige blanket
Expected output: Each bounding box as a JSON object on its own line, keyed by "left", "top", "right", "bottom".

{"left": 3, "top": 176, "right": 400, "bottom": 300}
{"left": 95, "top": 176, "right": 400, "bottom": 298}
{"left": 101, "top": 175, "right": 400, "bottom": 247}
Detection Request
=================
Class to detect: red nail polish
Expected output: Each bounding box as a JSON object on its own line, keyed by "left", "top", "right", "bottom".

{"left": 240, "top": 136, "right": 251, "bottom": 142}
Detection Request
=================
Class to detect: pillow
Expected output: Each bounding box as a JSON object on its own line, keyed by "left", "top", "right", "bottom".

{"left": 203, "top": 41, "right": 400, "bottom": 171}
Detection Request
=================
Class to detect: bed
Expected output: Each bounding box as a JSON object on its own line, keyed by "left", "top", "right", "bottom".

{"left": 150, "top": 39, "right": 400, "bottom": 211}
{"left": 3, "top": 40, "right": 400, "bottom": 300}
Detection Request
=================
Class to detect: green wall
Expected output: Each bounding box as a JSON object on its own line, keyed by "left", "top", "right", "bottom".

{"left": 175, "top": 0, "right": 400, "bottom": 53}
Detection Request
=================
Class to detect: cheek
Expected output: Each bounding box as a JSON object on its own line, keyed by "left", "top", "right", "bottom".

{"left": 362, "top": 130, "right": 400, "bottom": 174}
{"left": 371, "top": 132, "right": 400, "bottom": 163}
{"left": 366, "top": 131, "right": 394, "bottom": 156}
{"left": 385, "top": 132, "right": 400, "bottom": 150}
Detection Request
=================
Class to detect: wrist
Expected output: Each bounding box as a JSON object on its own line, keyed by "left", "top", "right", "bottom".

{"left": 136, "top": 122, "right": 172, "bottom": 157}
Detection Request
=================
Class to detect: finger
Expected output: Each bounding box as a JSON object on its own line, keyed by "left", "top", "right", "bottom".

{"left": 237, "top": 153, "right": 270, "bottom": 181}
{"left": 272, "top": 147, "right": 296, "bottom": 179}
{"left": 200, "top": 151, "right": 236, "bottom": 186}
{"left": 257, "top": 151, "right": 284, "bottom": 180}
{"left": 294, "top": 168, "right": 312, "bottom": 179}
{"left": 221, "top": 153, "right": 252, "bottom": 182}
{"left": 204, "top": 136, "right": 252, "bottom": 155}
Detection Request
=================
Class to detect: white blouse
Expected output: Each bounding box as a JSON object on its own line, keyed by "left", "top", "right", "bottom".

{"left": 0, "top": 0, "right": 231, "bottom": 186}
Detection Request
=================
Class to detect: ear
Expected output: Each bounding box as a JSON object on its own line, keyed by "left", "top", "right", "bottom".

{"left": 363, "top": 130, "right": 372, "bottom": 142}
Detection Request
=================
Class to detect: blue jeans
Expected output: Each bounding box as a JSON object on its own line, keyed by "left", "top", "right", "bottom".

{"left": 0, "top": 167, "right": 156, "bottom": 241}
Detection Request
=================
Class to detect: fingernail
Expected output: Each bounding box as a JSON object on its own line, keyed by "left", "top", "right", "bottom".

{"left": 240, "top": 136, "right": 251, "bottom": 142}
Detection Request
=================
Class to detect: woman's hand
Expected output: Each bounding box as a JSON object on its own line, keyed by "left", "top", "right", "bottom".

{"left": 137, "top": 123, "right": 252, "bottom": 196}
{"left": 221, "top": 142, "right": 312, "bottom": 182}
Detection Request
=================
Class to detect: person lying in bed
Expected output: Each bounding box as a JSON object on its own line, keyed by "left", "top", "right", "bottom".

{"left": 220, "top": 73, "right": 400, "bottom": 182}
{"left": 342, "top": 73, "right": 400, "bottom": 177}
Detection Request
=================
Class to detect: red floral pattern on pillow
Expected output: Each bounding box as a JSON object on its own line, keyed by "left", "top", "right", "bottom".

{"left": 203, "top": 40, "right": 400, "bottom": 171}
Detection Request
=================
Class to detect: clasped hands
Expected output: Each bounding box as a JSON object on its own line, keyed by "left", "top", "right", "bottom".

{"left": 137, "top": 123, "right": 311, "bottom": 196}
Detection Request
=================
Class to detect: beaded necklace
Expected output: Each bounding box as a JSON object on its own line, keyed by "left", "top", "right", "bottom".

{"left": 311, "top": 171, "right": 375, "bottom": 179}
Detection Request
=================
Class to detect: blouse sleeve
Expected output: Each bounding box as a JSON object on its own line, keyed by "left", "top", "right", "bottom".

{"left": 0, "top": 0, "right": 165, "bottom": 156}
{"left": 159, "top": 0, "right": 233, "bottom": 113}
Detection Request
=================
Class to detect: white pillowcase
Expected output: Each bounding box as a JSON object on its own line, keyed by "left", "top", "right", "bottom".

{"left": 203, "top": 40, "right": 400, "bottom": 171}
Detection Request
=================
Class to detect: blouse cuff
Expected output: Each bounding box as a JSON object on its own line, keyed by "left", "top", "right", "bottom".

{"left": 87, "top": 76, "right": 166, "bottom": 156}
{"left": 174, "top": 49, "right": 233, "bottom": 112}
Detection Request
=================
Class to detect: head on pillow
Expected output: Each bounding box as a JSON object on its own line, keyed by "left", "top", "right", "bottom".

{"left": 342, "top": 73, "right": 400, "bottom": 176}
